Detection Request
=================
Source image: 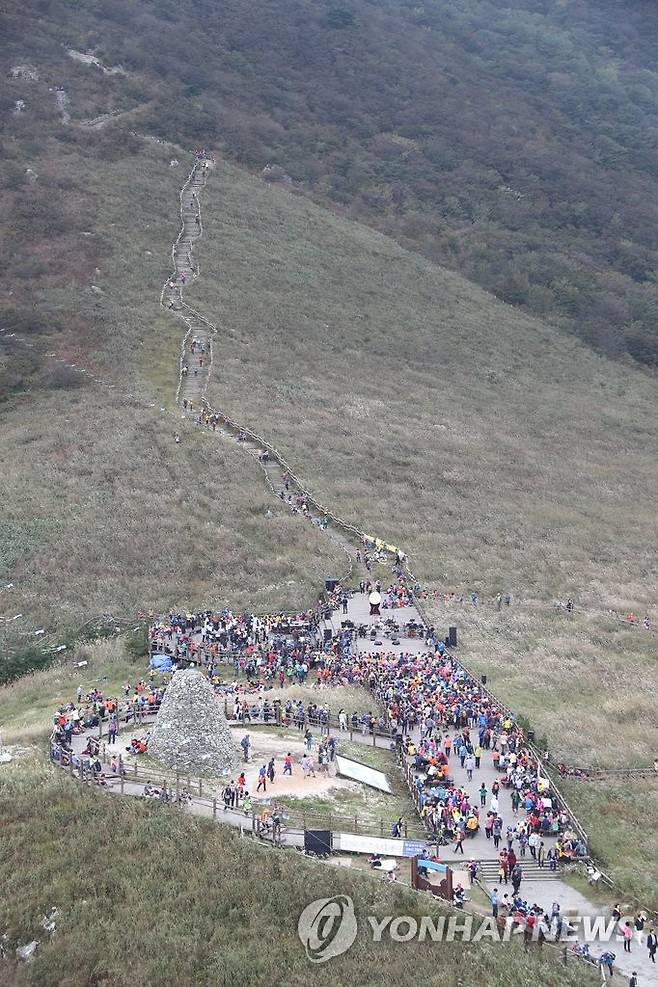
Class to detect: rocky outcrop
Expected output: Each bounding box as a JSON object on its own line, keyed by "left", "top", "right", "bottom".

{"left": 149, "top": 668, "right": 237, "bottom": 776}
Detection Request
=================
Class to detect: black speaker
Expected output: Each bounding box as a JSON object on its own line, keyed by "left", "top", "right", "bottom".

{"left": 448, "top": 626, "right": 457, "bottom": 648}
{"left": 323, "top": 628, "right": 333, "bottom": 642}
{"left": 325, "top": 579, "right": 339, "bottom": 592}
{"left": 304, "top": 829, "right": 332, "bottom": 855}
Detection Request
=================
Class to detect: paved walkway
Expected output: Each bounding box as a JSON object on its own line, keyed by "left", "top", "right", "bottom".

{"left": 338, "top": 586, "right": 658, "bottom": 984}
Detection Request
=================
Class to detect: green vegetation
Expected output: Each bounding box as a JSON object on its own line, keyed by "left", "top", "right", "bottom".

{"left": 0, "top": 763, "right": 598, "bottom": 987}
{"left": 0, "top": 638, "right": 142, "bottom": 744}
{"left": 3, "top": 0, "right": 657, "bottom": 366}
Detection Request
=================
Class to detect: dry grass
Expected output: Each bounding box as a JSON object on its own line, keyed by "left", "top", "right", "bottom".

{"left": 0, "top": 638, "right": 141, "bottom": 743}
{"left": 558, "top": 776, "right": 658, "bottom": 911}
{"left": 189, "top": 159, "right": 656, "bottom": 613}
{"left": 1, "top": 136, "right": 656, "bottom": 905}
{"left": 423, "top": 604, "right": 658, "bottom": 766}
{"left": 277, "top": 682, "right": 373, "bottom": 713}
{"left": 0, "top": 146, "right": 345, "bottom": 660}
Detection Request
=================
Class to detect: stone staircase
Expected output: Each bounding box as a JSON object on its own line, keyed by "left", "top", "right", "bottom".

{"left": 161, "top": 160, "right": 216, "bottom": 417}
{"left": 478, "top": 858, "right": 559, "bottom": 884}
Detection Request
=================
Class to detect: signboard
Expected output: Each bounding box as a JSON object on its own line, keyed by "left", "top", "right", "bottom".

{"left": 403, "top": 839, "right": 429, "bottom": 857}
{"left": 335, "top": 754, "right": 391, "bottom": 793}
{"left": 334, "top": 833, "right": 430, "bottom": 857}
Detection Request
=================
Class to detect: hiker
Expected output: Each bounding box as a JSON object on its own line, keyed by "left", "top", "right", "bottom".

{"left": 267, "top": 758, "right": 275, "bottom": 783}
{"left": 257, "top": 765, "right": 267, "bottom": 793}
{"left": 623, "top": 921, "right": 633, "bottom": 953}
{"left": 479, "top": 782, "right": 487, "bottom": 806}
{"left": 240, "top": 734, "right": 250, "bottom": 762}
{"left": 283, "top": 752, "right": 293, "bottom": 776}
{"left": 647, "top": 928, "right": 657, "bottom": 964}
{"left": 635, "top": 912, "right": 646, "bottom": 945}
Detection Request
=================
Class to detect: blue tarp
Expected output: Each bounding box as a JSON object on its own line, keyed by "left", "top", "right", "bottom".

{"left": 150, "top": 654, "right": 173, "bottom": 671}
{"left": 417, "top": 859, "right": 447, "bottom": 873}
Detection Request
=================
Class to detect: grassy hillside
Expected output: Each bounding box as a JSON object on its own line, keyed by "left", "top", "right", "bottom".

{"left": 1, "top": 134, "right": 655, "bottom": 743}
{"left": 423, "top": 605, "right": 657, "bottom": 767}
{"left": 0, "top": 761, "right": 597, "bottom": 987}
{"left": 3, "top": 0, "right": 657, "bottom": 365}
{"left": 0, "top": 138, "right": 345, "bottom": 667}
{"left": 0, "top": 0, "right": 655, "bottom": 918}
{"left": 192, "top": 158, "right": 658, "bottom": 607}
{"left": 559, "top": 776, "right": 658, "bottom": 911}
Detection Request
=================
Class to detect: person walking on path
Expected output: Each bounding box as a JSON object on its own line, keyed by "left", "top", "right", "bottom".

{"left": 453, "top": 831, "right": 465, "bottom": 854}
{"left": 629, "top": 972, "right": 638, "bottom": 987}
{"left": 635, "top": 912, "right": 646, "bottom": 946}
{"left": 257, "top": 765, "right": 267, "bottom": 793}
{"left": 623, "top": 921, "right": 633, "bottom": 953}
{"left": 647, "top": 927, "right": 657, "bottom": 964}
{"left": 283, "top": 752, "right": 293, "bottom": 776}
{"left": 479, "top": 783, "right": 487, "bottom": 806}
{"left": 490, "top": 888, "right": 498, "bottom": 918}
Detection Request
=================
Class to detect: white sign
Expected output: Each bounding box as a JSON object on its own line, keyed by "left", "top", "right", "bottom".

{"left": 335, "top": 754, "right": 391, "bottom": 793}
{"left": 334, "top": 833, "right": 406, "bottom": 856}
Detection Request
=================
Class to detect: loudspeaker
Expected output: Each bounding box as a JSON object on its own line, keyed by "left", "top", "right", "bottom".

{"left": 304, "top": 829, "right": 332, "bottom": 856}
{"left": 325, "top": 579, "right": 339, "bottom": 592}
{"left": 323, "top": 628, "right": 333, "bottom": 642}
{"left": 448, "top": 626, "right": 457, "bottom": 648}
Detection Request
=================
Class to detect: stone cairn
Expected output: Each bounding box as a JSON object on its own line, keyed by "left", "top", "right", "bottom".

{"left": 149, "top": 668, "right": 238, "bottom": 776}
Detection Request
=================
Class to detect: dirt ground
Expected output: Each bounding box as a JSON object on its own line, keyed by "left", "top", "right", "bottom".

{"left": 228, "top": 727, "right": 363, "bottom": 800}
{"left": 112, "top": 725, "right": 367, "bottom": 801}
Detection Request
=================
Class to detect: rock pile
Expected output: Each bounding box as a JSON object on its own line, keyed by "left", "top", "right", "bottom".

{"left": 149, "top": 668, "right": 237, "bottom": 776}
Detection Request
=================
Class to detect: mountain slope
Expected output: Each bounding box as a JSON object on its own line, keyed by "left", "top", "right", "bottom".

{"left": 3, "top": 0, "right": 657, "bottom": 364}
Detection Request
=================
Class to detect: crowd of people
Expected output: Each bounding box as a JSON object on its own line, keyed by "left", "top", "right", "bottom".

{"left": 148, "top": 607, "right": 319, "bottom": 671}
